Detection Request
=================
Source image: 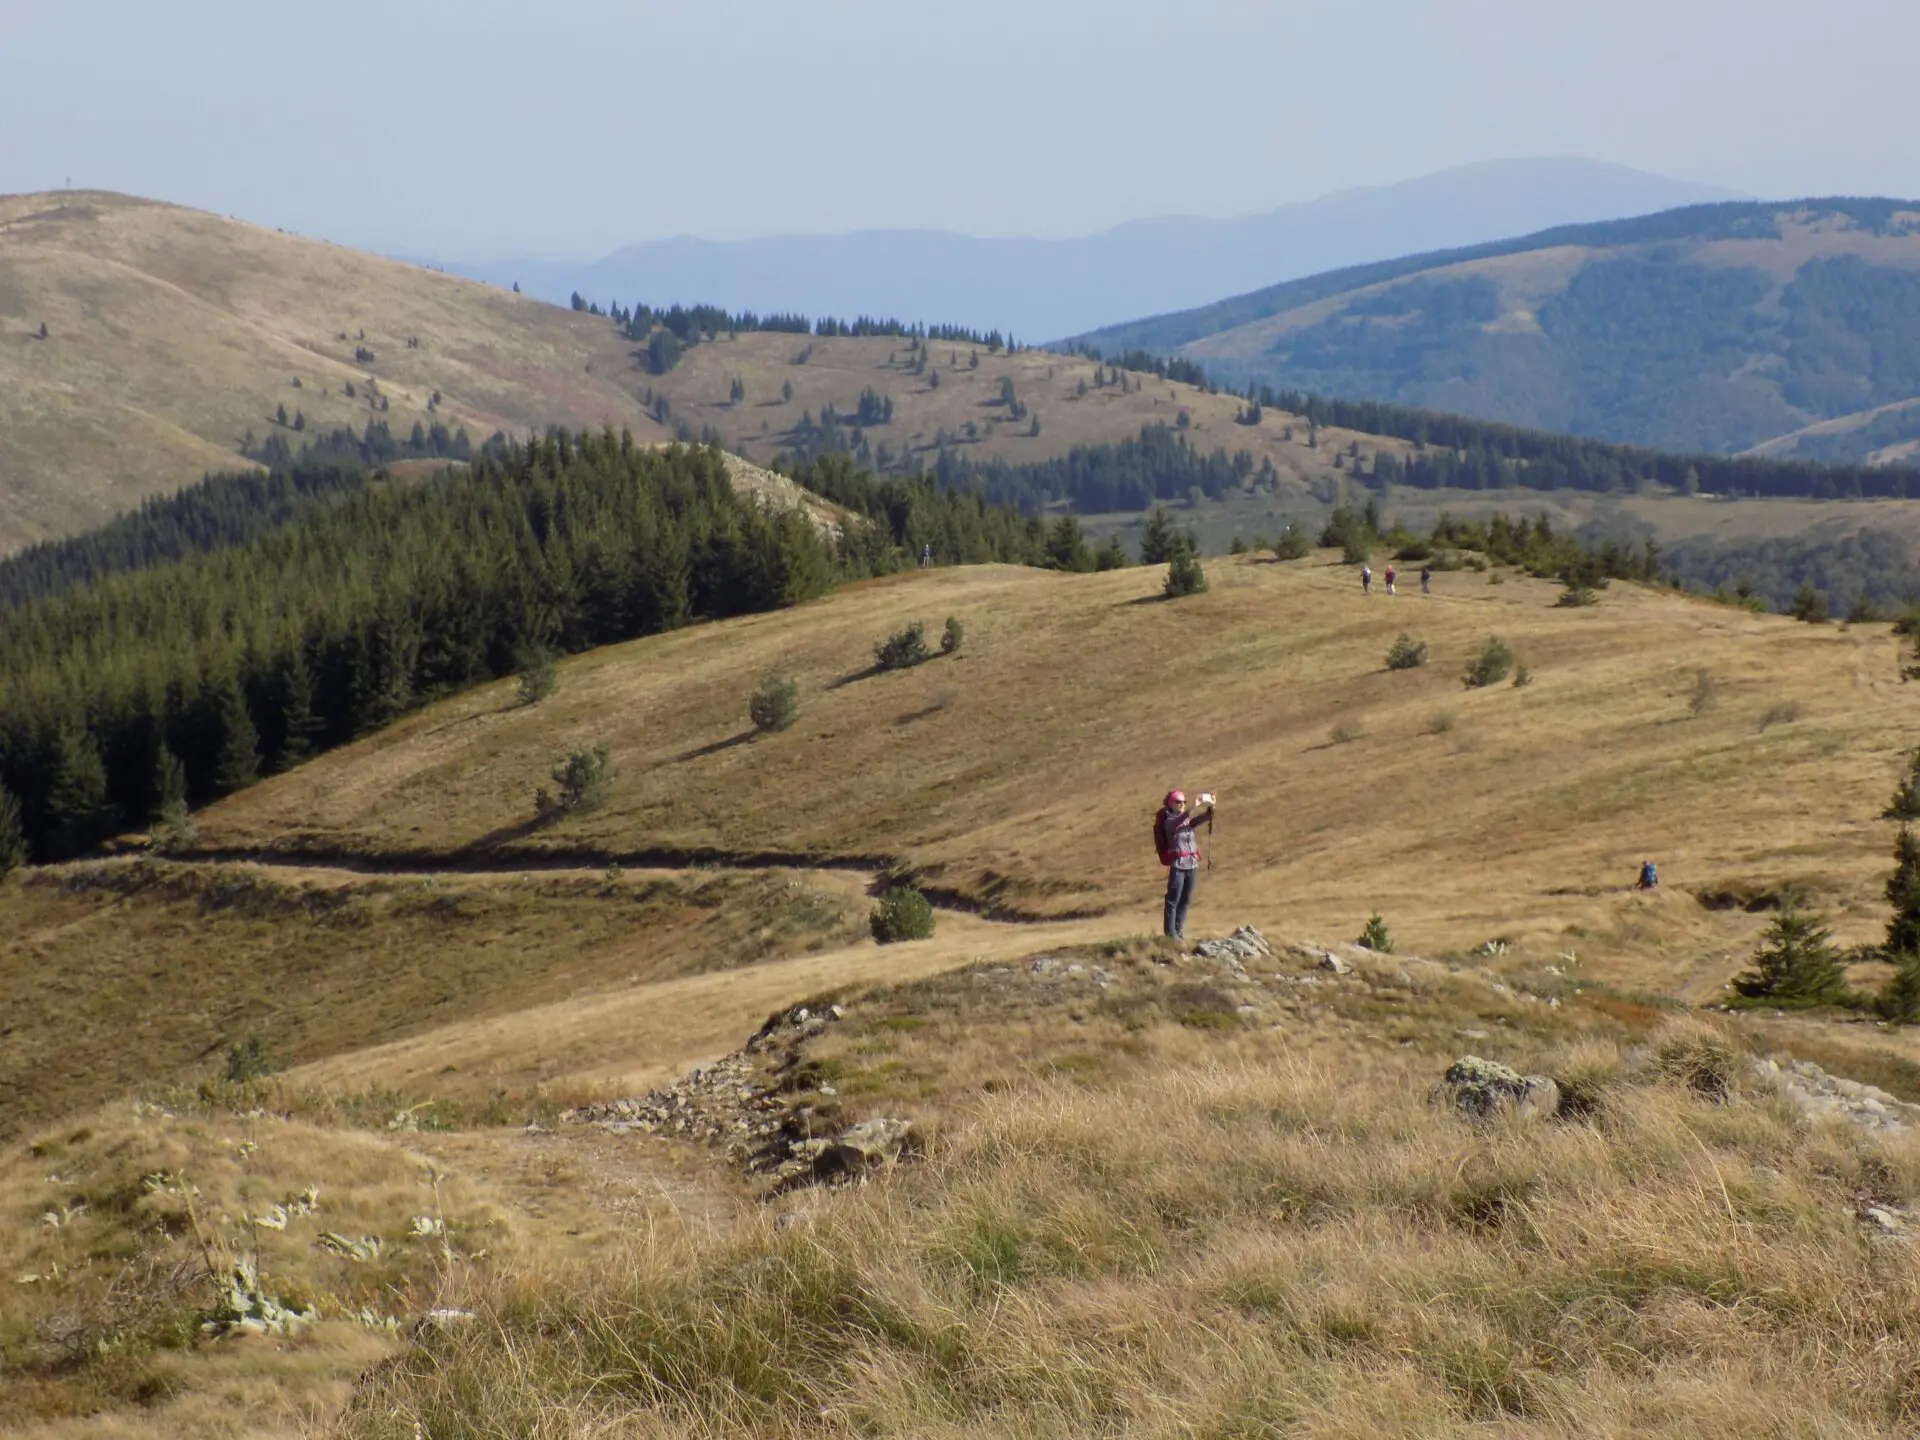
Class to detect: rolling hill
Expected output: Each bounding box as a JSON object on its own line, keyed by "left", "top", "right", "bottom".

{"left": 0, "top": 190, "right": 674, "bottom": 551}
{"left": 1070, "top": 198, "right": 1920, "bottom": 458}
{"left": 8, "top": 549, "right": 1920, "bottom": 1434}
{"left": 0, "top": 189, "right": 1408, "bottom": 555}
{"left": 448, "top": 159, "right": 1739, "bottom": 347}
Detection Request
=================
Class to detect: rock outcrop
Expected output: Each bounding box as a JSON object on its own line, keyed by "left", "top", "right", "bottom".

{"left": 1440, "top": 1055, "right": 1561, "bottom": 1121}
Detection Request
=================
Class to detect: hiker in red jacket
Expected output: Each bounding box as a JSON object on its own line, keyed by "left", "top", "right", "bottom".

{"left": 1156, "top": 789, "right": 1216, "bottom": 941}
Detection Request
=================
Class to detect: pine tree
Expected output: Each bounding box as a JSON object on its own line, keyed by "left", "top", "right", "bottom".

{"left": 210, "top": 676, "right": 261, "bottom": 795}
{"left": 1139, "top": 506, "right": 1180, "bottom": 565}
{"left": 0, "top": 778, "right": 25, "bottom": 878}
{"left": 1889, "top": 826, "right": 1920, "bottom": 957}
{"left": 274, "top": 646, "right": 324, "bottom": 767}
{"left": 149, "top": 744, "right": 197, "bottom": 853}
{"left": 1886, "top": 747, "right": 1920, "bottom": 820}
{"left": 44, "top": 726, "right": 115, "bottom": 860}
{"left": 1731, "top": 906, "right": 1849, "bottom": 1006}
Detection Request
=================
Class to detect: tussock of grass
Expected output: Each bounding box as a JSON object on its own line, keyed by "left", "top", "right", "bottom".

{"left": 342, "top": 1042, "right": 1920, "bottom": 1436}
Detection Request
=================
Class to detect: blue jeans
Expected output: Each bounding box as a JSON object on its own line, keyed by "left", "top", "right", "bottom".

{"left": 1164, "top": 866, "right": 1197, "bottom": 939}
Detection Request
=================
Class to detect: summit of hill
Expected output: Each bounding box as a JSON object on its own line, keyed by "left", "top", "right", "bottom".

{"left": 1071, "top": 197, "right": 1920, "bottom": 459}
{"left": 0, "top": 189, "right": 1396, "bottom": 554}
{"left": 0, "top": 190, "right": 673, "bottom": 550}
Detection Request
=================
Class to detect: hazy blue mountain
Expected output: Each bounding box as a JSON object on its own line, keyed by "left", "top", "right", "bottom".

{"left": 440, "top": 159, "right": 1741, "bottom": 341}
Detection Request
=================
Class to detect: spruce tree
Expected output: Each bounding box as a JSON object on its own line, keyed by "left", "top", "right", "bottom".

{"left": 0, "top": 779, "right": 25, "bottom": 877}
{"left": 274, "top": 647, "right": 324, "bottom": 767}
{"left": 44, "top": 726, "right": 115, "bottom": 860}
{"left": 1139, "top": 506, "right": 1180, "bottom": 565}
{"left": 210, "top": 676, "right": 261, "bottom": 795}
{"left": 1888, "top": 826, "right": 1920, "bottom": 957}
{"left": 1886, "top": 747, "right": 1920, "bottom": 821}
{"left": 1731, "top": 906, "right": 1849, "bottom": 1006}
{"left": 149, "top": 745, "right": 196, "bottom": 853}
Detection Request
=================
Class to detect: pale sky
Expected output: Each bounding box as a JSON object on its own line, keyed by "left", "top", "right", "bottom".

{"left": 3, "top": 0, "right": 1916, "bottom": 258}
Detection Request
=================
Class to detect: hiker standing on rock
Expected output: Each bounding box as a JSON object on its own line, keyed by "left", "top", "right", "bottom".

{"left": 1155, "top": 789, "right": 1216, "bottom": 941}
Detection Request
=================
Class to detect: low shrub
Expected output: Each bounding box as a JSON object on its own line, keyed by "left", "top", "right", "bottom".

{"left": 225, "top": 1033, "right": 281, "bottom": 1083}
{"left": 1758, "top": 700, "right": 1803, "bottom": 732}
{"left": 516, "top": 646, "right": 558, "bottom": 705}
{"left": 1647, "top": 1021, "right": 1740, "bottom": 1102}
{"left": 870, "top": 885, "right": 935, "bottom": 944}
{"left": 1385, "top": 633, "right": 1428, "bottom": 671}
{"left": 1689, "top": 668, "right": 1718, "bottom": 717}
{"left": 749, "top": 673, "right": 799, "bottom": 733}
{"left": 1273, "top": 526, "right": 1313, "bottom": 561}
{"left": 536, "top": 741, "right": 614, "bottom": 817}
{"left": 941, "top": 616, "right": 965, "bottom": 655}
{"left": 1424, "top": 709, "right": 1457, "bottom": 736}
{"left": 1357, "top": 913, "right": 1392, "bottom": 952}
{"left": 1512, "top": 662, "right": 1533, "bottom": 688}
{"left": 1463, "top": 637, "right": 1513, "bottom": 689}
{"left": 1556, "top": 586, "right": 1598, "bottom": 608}
{"left": 1329, "top": 716, "right": 1365, "bottom": 745}
{"left": 875, "top": 622, "right": 931, "bottom": 671}
{"left": 1395, "top": 543, "right": 1432, "bottom": 562}
{"left": 1164, "top": 548, "right": 1208, "bottom": 598}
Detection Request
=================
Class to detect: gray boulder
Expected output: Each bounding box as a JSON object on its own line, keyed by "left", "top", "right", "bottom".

{"left": 1441, "top": 1055, "right": 1561, "bottom": 1121}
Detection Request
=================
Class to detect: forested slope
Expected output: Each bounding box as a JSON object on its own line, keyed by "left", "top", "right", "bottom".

{"left": 1070, "top": 199, "right": 1920, "bottom": 456}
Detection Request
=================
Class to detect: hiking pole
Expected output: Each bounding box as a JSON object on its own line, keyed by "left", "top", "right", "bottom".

{"left": 1200, "top": 792, "right": 1215, "bottom": 871}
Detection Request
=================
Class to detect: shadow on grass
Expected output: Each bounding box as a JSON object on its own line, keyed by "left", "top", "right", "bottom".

{"left": 825, "top": 665, "right": 883, "bottom": 691}
{"left": 669, "top": 730, "right": 757, "bottom": 764}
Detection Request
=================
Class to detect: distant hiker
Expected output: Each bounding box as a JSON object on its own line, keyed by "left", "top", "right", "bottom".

{"left": 1155, "top": 789, "right": 1216, "bottom": 942}
{"left": 1420, "top": 565, "right": 1432, "bottom": 595}
{"left": 919, "top": 543, "right": 933, "bottom": 568}
{"left": 1361, "top": 565, "right": 1372, "bottom": 596}
{"left": 1636, "top": 860, "right": 1659, "bottom": 891}
{"left": 1384, "top": 563, "right": 1397, "bottom": 595}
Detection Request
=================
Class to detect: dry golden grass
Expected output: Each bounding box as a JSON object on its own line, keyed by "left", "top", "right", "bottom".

{"left": 12, "top": 540, "right": 1920, "bottom": 1434}
{"left": 337, "top": 1004, "right": 1920, "bottom": 1437}
{"left": 196, "top": 552, "right": 1913, "bottom": 1002}
{"left": 0, "top": 188, "right": 1403, "bottom": 554}
{"left": 0, "top": 1104, "right": 506, "bottom": 1434}
{"left": 0, "top": 190, "right": 672, "bottom": 550}
{"left": 0, "top": 861, "right": 866, "bottom": 1142}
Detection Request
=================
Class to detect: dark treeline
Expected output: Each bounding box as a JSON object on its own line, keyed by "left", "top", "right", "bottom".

{"left": 570, "top": 297, "right": 1015, "bottom": 374}
{"left": 1067, "top": 343, "right": 1212, "bottom": 391}
{"left": 245, "top": 418, "right": 482, "bottom": 472}
{"left": 0, "top": 438, "right": 1044, "bottom": 863}
{"left": 1226, "top": 386, "right": 1907, "bottom": 499}
{"left": 0, "top": 465, "right": 373, "bottom": 612}
{"left": 931, "top": 423, "right": 1275, "bottom": 514}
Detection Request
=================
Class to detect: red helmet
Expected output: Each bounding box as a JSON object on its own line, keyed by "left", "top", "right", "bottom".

{"left": 1165, "top": 789, "right": 1185, "bottom": 808}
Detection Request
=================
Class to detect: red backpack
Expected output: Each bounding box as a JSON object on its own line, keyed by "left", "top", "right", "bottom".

{"left": 1153, "top": 809, "right": 1175, "bottom": 866}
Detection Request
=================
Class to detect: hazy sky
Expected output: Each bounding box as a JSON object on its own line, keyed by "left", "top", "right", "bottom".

{"left": 4, "top": 0, "right": 1916, "bottom": 257}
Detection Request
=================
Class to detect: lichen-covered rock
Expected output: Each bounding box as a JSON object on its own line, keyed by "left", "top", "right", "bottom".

{"left": 1441, "top": 1055, "right": 1560, "bottom": 1121}
{"left": 816, "top": 1117, "right": 917, "bottom": 1181}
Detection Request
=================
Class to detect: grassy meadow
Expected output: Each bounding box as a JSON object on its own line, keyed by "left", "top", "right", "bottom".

{"left": 8, "top": 548, "right": 1920, "bottom": 1435}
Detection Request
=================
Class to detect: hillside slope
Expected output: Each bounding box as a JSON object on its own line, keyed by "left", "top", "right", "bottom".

{"left": 196, "top": 554, "right": 1910, "bottom": 984}
{"left": 1071, "top": 199, "right": 1920, "bottom": 457}
{"left": 9, "top": 553, "right": 1920, "bottom": 1435}
{"left": 0, "top": 190, "right": 671, "bottom": 550}
{"left": 0, "top": 189, "right": 1409, "bottom": 553}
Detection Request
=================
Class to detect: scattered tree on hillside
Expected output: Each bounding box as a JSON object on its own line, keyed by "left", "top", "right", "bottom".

{"left": 1044, "top": 515, "right": 1094, "bottom": 572}
{"left": 1732, "top": 906, "right": 1850, "bottom": 1006}
{"left": 1888, "top": 747, "right": 1920, "bottom": 821}
{"left": 749, "top": 673, "right": 798, "bottom": 733}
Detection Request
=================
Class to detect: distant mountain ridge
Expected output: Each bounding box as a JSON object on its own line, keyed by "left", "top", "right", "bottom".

{"left": 443, "top": 159, "right": 1740, "bottom": 344}
{"left": 1071, "top": 197, "right": 1920, "bottom": 458}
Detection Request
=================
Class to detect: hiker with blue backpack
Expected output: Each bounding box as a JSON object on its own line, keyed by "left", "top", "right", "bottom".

{"left": 1155, "top": 789, "right": 1216, "bottom": 941}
